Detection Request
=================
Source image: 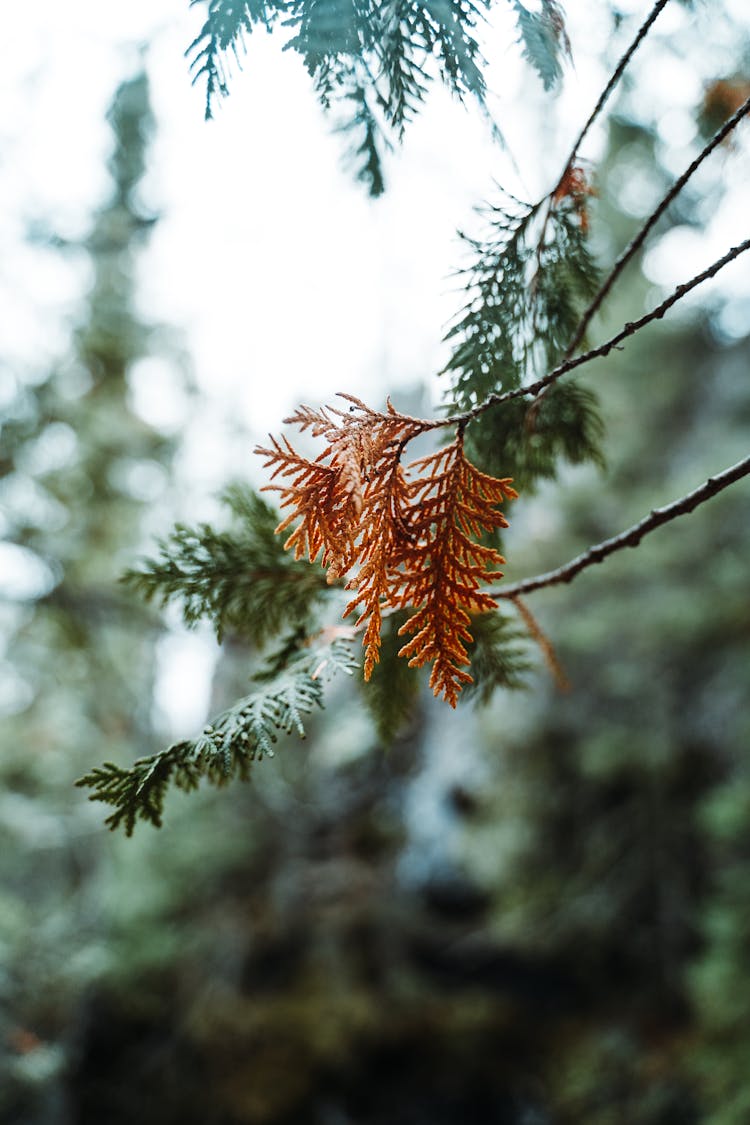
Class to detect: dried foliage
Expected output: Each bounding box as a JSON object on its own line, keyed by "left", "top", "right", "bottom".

{"left": 395, "top": 436, "right": 518, "bottom": 704}
{"left": 256, "top": 399, "right": 517, "bottom": 705}
{"left": 258, "top": 395, "right": 429, "bottom": 580}
{"left": 552, "top": 163, "right": 596, "bottom": 232}
{"left": 700, "top": 76, "right": 750, "bottom": 135}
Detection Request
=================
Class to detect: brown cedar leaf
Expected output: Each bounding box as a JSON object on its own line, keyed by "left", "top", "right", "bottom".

{"left": 395, "top": 435, "right": 517, "bottom": 706}
{"left": 701, "top": 77, "right": 750, "bottom": 135}
{"left": 255, "top": 400, "right": 517, "bottom": 703}
{"left": 343, "top": 456, "right": 415, "bottom": 679}
{"left": 552, "top": 164, "right": 596, "bottom": 232}
{"left": 255, "top": 434, "right": 358, "bottom": 576}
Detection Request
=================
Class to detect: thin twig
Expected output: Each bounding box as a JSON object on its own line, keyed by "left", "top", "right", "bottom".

{"left": 493, "top": 453, "right": 750, "bottom": 599}
{"left": 511, "top": 595, "right": 570, "bottom": 691}
{"left": 564, "top": 94, "right": 750, "bottom": 359}
{"left": 450, "top": 236, "right": 750, "bottom": 424}
{"left": 531, "top": 2, "right": 673, "bottom": 277}
{"left": 552, "top": 0, "right": 673, "bottom": 195}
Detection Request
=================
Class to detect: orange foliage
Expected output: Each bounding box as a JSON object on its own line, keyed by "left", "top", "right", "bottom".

{"left": 395, "top": 438, "right": 517, "bottom": 705}
{"left": 552, "top": 164, "right": 596, "bottom": 231}
{"left": 701, "top": 77, "right": 750, "bottom": 136}
{"left": 256, "top": 398, "right": 517, "bottom": 705}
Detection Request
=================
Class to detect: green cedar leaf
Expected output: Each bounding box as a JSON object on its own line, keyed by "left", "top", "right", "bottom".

{"left": 443, "top": 193, "right": 541, "bottom": 404}
{"left": 335, "top": 77, "right": 390, "bottom": 198}
{"left": 77, "top": 636, "right": 357, "bottom": 834}
{"left": 422, "top": 0, "right": 489, "bottom": 102}
{"left": 186, "top": 0, "right": 560, "bottom": 194}
{"left": 378, "top": 1, "right": 431, "bottom": 135}
{"left": 284, "top": 0, "right": 370, "bottom": 71}
{"left": 464, "top": 380, "right": 604, "bottom": 491}
{"left": 359, "top": 610, "right": 422, "bottom": 741}
{"left": 462, "top": 609, "right": 530, "bottom": 703}
{"left": 122, "top": 484, "right": 328, "bottom": 644}
{"left": 444, "top": 200, "right": 600, "bottom": 411}
{"left": 187, "top": 0, "right": 283, "bottom": 120}
{"left": 511, "top": 0, "right": 569, "bottom": 92}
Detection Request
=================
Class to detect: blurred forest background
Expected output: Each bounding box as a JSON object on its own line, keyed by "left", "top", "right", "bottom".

{"left": 1, "top": 3, "right": 750, "bottom": 1123}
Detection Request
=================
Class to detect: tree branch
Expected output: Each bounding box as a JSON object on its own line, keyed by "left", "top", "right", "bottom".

{"left": 553, "top": 0, "right": 673, "bottom": 194}
{"left": 452, "top": 236, "right": 750, "bottom": 423}
{"left": 510, "top": 594, "right": 570, "bottom": 690}
{"left": 564, "top": 94, "right": 750, "bottom": 359}
{"left": 530, "top": 2, "right": 673, "bottom": 276}
{"left": 495, "top": 453, "right": 750, "bottom": 599}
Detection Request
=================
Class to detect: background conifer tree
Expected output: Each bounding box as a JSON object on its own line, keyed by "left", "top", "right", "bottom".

{"left": 0, "top": 72, "right": 187, "bottom": 1116}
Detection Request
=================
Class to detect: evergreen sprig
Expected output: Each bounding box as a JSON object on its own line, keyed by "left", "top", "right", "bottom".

{"left": 442, "top": 187, "right": 603, "bottom": 486}
{"left": 443, "top": 192, "right": 540, "bottom": 407}
{"left": 378, "top": 0, "right": 431, "bottom": 136}
{"left": 284, "top": 0, "right": 492, "bottom": 194}
{"left": 187, "top": 0, "right": 284, "bottom": 119}
{"left": 77, "top": 636, "right": 358, "bottom": 834}
{"left": 122, "top": 485, "right": 328, "bottom": 644}
{"left": 359, "top": 609, "right": 422, "bottom": 741}
{"left": 360, "top": 607, "right": 530, "bottom": 736}
{"left": 511, "top": 0, "right": 569, "bottom": 92}
{"left": 445, "top": 194, "right": 600, "bottom": 409}
{"left": 186, "top": 0, "right": 570, "bottom": 194}
{"left": 462, "top": 609, "right": 530, "bottom": 702}
{"left": 464, "top": 380, "right": 605, "bottom": 492}
{"left": 334, "top": 70, "right": 391, "bottom": 197}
